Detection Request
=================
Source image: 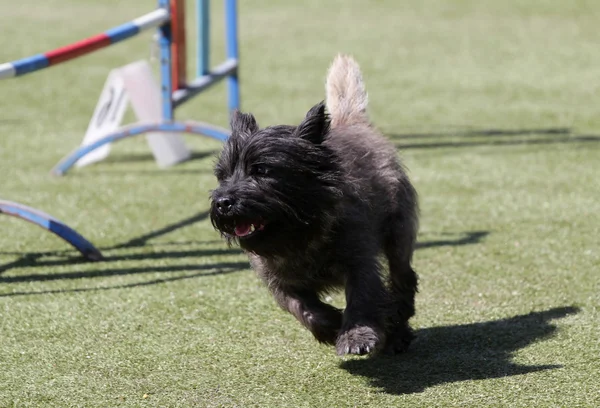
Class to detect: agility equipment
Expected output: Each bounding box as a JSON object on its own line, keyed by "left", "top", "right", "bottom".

{"left": 0, "top": 0, "right": 239, "bottom": 258}
{"left": 0, "top": 201, "right": 103, "bottom": 261}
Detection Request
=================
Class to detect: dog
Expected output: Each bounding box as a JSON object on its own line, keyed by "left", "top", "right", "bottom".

{"left": 210, "top": 55, "right": 419, "bottom": 356}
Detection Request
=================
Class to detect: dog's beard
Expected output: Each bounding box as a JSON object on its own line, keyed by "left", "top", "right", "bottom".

{"left": 210, "top": 180, "right": 342, "bottom": 257}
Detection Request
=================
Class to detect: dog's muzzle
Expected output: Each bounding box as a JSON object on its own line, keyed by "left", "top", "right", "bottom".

{"left": 214, "top": 196, "right": 235, "bottom": 216}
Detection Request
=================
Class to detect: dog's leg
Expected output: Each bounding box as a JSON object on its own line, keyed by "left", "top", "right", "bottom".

{"left": 383, "top": 214, "right": 419, "bottom": 354}
{"left": 272, "top": 289, "right": 343, "bottom": 345}
{"left": 335, "top": 256, "right": 388, "bottom": 355}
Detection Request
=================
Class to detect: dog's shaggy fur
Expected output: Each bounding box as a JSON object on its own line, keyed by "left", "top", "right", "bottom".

{"left": 210, "top": 55, "right": 419, "bottom": 355}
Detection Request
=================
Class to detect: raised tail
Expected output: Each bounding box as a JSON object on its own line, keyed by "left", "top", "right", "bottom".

{"left": 325, "top": 54, "right": 369, "bottom": 128}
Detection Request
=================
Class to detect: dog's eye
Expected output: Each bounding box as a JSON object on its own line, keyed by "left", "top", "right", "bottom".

{"left": 252, "top": 164, "right": 270, "bottom": 176}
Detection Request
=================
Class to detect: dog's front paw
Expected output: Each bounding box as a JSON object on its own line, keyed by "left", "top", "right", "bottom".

{"left": 336, "top": 325, "right": 382, "bottom": 356}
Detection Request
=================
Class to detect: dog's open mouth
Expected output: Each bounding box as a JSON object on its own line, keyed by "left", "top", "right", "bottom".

{"left": 233, "top": 221, "right": 266, "bottom": 238}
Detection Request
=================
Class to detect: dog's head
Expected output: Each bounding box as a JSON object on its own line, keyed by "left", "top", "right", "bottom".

{"left": 210, "top": 102, "right": 344, "bottom": 256}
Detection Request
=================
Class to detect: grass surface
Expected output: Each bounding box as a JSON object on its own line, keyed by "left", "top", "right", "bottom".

{"left": 1, "top": 0, "right": 599, "bottom": 406}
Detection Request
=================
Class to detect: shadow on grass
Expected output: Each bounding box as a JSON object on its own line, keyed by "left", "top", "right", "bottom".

{"left": 0, "top": 230, "right": 489, "bottom": 274}
{"left": 0, "top": 260, "right": 249, "bottom": 283}
{"left": 387, "top": 127, "right": 571, "bottom": 140}
{"left": 340, "top": 306, "right": 578, "bottom": 395}
{"left": 0, "top": 209, "right": 488, "bottom": 294}
{"left": 416, "top": 231, "right": 488, "bottom": 249}
{"left": 387, "top": 127, "right": 600, "bottom": 150}
{"left": 0, "top": 261, "right": 249, "bottom": 297}
{"left": 0, "top": 248, "right": 242, "bottom": 271}
{"left": 0, "top": 209, "right": 249, "bottom": 295}
{"left": 0, "top": 210, "right": 238, "bottom": 273}
{"left": 112, "top": 210, "right": 212, "bottom": 249}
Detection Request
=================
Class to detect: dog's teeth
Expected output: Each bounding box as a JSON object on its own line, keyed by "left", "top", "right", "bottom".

{"left": 249, "top": 224, "right": 255, "bottom": 233}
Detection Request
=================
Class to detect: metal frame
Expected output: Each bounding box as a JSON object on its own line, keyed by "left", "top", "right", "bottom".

{"left": 54, "top": 0, "right": 240, "bottom": 175}
{"left": 0, "top": 0, "right": 239, "bottom": 258}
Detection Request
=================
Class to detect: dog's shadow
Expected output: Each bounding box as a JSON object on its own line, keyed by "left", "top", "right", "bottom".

{"left": 340, "top": 306, "right": 578, "bottom": 394}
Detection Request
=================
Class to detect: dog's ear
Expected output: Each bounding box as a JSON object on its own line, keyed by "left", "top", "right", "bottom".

{"left": 230, "top": 110, "right": 259, "bottom": 136}
{"left": 295, "top": 101, "right": 331, "bottom": 144}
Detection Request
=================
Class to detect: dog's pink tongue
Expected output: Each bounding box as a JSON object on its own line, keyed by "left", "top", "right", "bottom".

{"left": 234, "top": 222, "right": 251, "bottom": 237}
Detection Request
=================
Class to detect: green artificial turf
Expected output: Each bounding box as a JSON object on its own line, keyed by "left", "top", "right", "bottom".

{"left": 1, "top": 0, "right": 599, "bottom": 406}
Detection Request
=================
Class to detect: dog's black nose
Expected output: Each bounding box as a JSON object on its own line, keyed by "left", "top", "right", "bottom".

{"left": 215, "top": 196, "right": 235, "bottom": 214}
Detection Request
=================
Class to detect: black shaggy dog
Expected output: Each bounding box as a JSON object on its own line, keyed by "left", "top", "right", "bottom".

{"left": 210, "top": 55, "right": 419, "bottom": 356}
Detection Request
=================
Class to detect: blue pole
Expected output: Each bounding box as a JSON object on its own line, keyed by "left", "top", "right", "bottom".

{"left": 225, "top": 0, "right": 240, "bottom": 114}
{"left": 158, "top": 0, "right": 174, "bottom": 120}
{"left": 197, "top": 0, "right": 210, "bottom": 77}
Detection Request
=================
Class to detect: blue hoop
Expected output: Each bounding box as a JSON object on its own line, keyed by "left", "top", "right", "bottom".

{"left": 52, "top": 121, "right": 230, "bottom": 176}
{"left": 0, "top": 200, "right": 103, "bottom": 261}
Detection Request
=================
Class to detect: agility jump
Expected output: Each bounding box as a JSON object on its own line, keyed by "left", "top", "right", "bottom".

{"left": 0, "top": 0, "right": 239, "bottom": 259}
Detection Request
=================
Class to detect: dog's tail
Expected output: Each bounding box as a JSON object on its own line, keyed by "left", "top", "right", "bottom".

{"left": 325, "top": 54, "right": 369, "bottom": 128}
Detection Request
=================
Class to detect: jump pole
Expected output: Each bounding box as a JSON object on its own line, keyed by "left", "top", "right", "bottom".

{"left": 171, "top": 0, "right": 188, "bottom": 91}
{"left": 197, "top": 0, "right": 210, "bottom": 76}
{"left": 225, "top": 0, "right": 240, "bottom": 115}
{"left": 0, "top": 9, "right": 169, "bottom": 79}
